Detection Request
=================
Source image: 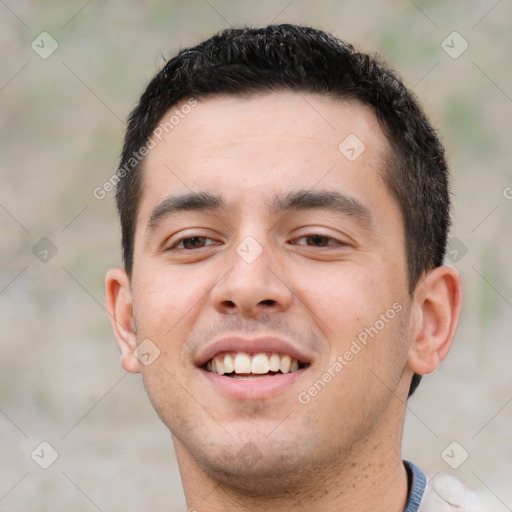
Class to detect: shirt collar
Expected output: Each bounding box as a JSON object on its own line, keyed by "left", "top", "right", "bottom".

{"left": 403, "top": 460, "right": 426, "bottom": 512}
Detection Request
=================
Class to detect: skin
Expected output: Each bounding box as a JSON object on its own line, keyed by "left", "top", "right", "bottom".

{"left": 106, "top": 91, "right": 462, "bottom": 511}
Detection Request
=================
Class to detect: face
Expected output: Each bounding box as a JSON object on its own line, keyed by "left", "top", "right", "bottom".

{"left": 118, "top": 92, "right": 417, "bottom": 489}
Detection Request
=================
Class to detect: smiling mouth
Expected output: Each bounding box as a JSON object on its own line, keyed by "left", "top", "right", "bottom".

{"left": 204, "top": 352, "right": 309, "bottom": 379}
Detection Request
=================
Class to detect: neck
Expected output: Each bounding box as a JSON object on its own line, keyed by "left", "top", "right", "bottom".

{"left": 176, "top": 432, "right": 409, "bottom": 512}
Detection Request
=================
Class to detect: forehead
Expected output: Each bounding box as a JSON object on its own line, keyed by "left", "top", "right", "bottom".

{"left": 139, "top": 92, "right": 391, "bottom": 213}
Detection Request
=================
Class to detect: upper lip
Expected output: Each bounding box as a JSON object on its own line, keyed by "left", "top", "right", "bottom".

{"left": 195, "top": 335, "right": 314, "bottom": 368}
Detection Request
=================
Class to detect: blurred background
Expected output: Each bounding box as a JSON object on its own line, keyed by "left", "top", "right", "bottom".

{"left": 0, "top": 0, "right": 511, "bottom": 510}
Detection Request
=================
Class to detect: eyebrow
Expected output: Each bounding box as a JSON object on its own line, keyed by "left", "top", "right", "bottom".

{"left": 269, "top": 190, "right": 374, "bottom": 228}
{"left": 146, "top": 192, "right": 225, "bottom": 232}
{"left": 145, "top": 189, "right": 373, "bottom": 234}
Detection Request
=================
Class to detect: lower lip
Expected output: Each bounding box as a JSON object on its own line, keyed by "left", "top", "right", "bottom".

{"left": 199, "top": 368, "right": 307, "bottom": 400}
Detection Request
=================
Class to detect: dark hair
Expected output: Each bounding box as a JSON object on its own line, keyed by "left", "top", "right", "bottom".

{"left": 116, "top": 24, "right": 451, "bottom": 396}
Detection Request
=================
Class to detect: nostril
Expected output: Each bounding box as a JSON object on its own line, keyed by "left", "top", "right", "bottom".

{"left": 259, "top": 299, "right": 276, "bottom": 306}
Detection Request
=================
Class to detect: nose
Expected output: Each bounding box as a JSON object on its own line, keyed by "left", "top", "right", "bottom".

{"left": 210, "top": 238, "right": 293, "bottom": 318}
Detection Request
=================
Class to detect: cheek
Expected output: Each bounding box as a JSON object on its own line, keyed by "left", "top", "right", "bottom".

{"left": 292, "top": 263, "right": 408, "bottom": 370}
{"left": 133, "top": 266, "right": 209, "bottom": 332}
{"left": 291, "top": 263, "right": 384, "bottom": 331}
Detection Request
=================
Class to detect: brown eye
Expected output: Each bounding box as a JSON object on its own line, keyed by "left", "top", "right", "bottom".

{"left": 293, "top": 234, "right": 340, "bottom": 247}
{"left": 305, "top": 235, "right": 331, "bottom": 247}
{"left": 179, "top": 236, "right": 208, "bottom": 249}
{"left": 167, "top": 233, "right": 221, "bottom": 252}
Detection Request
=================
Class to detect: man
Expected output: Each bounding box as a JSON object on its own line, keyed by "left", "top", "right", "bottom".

{"left": 105, "top": 24, "right": 488, "bottom": 511}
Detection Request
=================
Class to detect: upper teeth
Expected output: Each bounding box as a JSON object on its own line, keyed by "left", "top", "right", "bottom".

{"left": 205, "top": 352, "right": 302, "bottom": 375}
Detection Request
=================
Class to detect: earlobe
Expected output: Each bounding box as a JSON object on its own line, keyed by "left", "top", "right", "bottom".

{"left": 105, "top": 267, "right": 141, "bottom": 374}
{"left": 407, "top": 265, "right": 462, "bottom": 376}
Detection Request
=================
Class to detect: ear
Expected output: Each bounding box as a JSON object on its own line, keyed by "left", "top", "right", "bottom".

{"left": 105, "top": 267, "right": 141, "bottom": 373}
{"left": 407, "top": 265, "right": 462, "bottom": 375}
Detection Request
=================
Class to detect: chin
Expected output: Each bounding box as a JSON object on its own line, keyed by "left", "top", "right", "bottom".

{"left": 175, "top": 421, "right": 336, "bottom": 495}
{"left": 202, "top": 445, "right": 307, "bottom": 494}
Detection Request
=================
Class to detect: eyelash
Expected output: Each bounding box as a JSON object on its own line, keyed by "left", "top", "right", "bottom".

{"left": 167, "top": 233, "right": 345, "bottom": 251}
{"left": 291, "top": 234, "right": 345, "bottom": 247}
{"left": 168, "top": 235, "right": 220, "bottom": 250}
